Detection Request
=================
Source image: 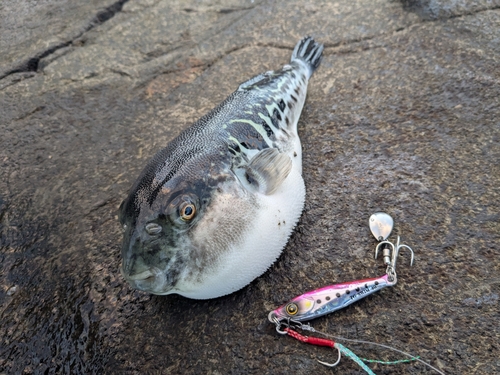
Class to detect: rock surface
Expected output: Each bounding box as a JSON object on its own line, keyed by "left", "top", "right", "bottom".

{"left": 1, "top": 0, "right": 499, "bottom": 373}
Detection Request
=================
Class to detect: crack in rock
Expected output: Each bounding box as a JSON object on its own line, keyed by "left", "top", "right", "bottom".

{"left": 0, "top": 0, "right": 131, "bottom": 81}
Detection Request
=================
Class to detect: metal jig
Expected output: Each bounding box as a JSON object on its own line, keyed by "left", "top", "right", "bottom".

{"left": 268, "top": 213, "right": 414, "bottom": 324}
{"left": 267, "top": 216, "right": 445, "bottom": 374}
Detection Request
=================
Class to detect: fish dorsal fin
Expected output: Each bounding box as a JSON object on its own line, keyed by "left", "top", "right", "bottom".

{"left": 238, "top": 148, "right": 292, "bottom": 195}
{"left": 238, "top": 71, "right": 273, "bottom": 91}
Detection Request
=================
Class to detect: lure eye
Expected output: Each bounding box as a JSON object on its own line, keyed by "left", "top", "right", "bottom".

{"left": 145, "top": 223, "right": 162, "bottom": 235}
{"left": 180, "top": 202, "right": 196, "bottom": 221}
{"left": 285, "top": 303, "right": 299, "bottom": 316}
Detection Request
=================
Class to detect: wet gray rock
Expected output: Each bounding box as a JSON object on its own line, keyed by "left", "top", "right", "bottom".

{"left": 1, "top": 0, "right": 499, "bottom": 374}
{"left": 0, "top": 0, "right": 129, "bottom": 79}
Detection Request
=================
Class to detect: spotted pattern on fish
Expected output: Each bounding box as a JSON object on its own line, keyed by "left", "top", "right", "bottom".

{"left": 119, "top": 37, "right": 324, "bottom": 299}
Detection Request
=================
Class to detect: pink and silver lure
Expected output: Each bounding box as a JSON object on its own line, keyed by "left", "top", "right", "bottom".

{"left": 269, "top": 213, "right": 414, "bottom": 324}
{"left": 268, "top": 273, "right": 397, "bottom": 323}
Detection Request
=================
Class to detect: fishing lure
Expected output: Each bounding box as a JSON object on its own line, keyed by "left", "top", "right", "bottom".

{"left": 267, "top": 213, "right": 445, "bottom": 374}
{"left": 268, "top": 212, "right": 413, "bottom": 325}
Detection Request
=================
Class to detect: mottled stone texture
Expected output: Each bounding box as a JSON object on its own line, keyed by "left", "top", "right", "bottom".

{"left": 1, "top": 0, "right": 499, "bottom": 374}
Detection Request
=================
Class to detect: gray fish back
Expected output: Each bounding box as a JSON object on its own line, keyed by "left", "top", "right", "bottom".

{"left": 124, "top": 37, "right": 324, "bottom": 214}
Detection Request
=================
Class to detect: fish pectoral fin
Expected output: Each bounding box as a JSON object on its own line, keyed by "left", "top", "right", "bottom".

{"left": 243, "top": 148, "right": 292, "bottom": 195}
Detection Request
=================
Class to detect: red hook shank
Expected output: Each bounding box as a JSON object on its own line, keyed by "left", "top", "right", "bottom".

{"left": 284, "top": 328, "right": 335, "bottom": 348}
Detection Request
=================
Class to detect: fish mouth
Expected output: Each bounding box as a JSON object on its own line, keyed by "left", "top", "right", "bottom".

{"left": 128, "top": 270, "right": 154, "bottom": 281}
{"left": 124, "top": 268, "right": 155, "bottom": 281}
{"left": 120, "top": 265, "right": 170, "bottom": 294}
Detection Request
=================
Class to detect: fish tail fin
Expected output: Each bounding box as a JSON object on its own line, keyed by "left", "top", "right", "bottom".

{"left": 291, "top": 36, "right": 324, "bottom": 75}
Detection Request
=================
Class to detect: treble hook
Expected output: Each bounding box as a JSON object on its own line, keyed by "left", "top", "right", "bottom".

{"left": 375, "top": 236, "right": 414, "bottom": 283}
{"left": 394, "top": 236, "right": 415, "bottom": 267}
{"left": 370, "top": 212, "right": 414, "bottom": 271}
{"left": 317, "top": 346, "right": 341, "bottom": 368}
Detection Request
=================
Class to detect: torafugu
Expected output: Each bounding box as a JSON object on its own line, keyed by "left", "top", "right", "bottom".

{"left": 119, "top": 37, "right": 323, "bottom": 299}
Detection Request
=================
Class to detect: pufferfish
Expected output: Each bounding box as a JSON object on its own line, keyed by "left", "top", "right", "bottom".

{"left": 119, "top": 37, "right": 323, "bottom": 299}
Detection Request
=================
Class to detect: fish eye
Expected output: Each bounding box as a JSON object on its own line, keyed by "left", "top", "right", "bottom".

{"left": 166, "top": 193, "right": 199, "bottom": 225}
{"left": 180, "top": 202, "right": 196, "bottom": 221}
{"left": 145, "top": 223, "right": 162, "bottom": 235}
{"left": 285, "top": 303, "right": 299, "bottom": 316}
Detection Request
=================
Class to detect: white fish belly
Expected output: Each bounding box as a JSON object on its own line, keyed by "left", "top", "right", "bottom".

{"left": 178, "top": 167, "right": 305, "bottom": 299}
